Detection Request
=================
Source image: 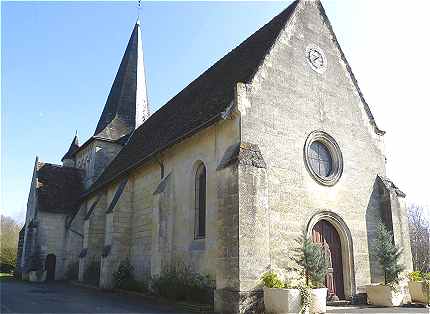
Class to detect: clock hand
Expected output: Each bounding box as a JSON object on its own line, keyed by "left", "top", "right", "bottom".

{"left": 312, "top": 55, "right": 321, "bottom": 63}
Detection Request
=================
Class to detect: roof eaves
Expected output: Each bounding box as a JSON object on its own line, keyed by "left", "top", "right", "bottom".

{"left": 245, "top": 0, "right": 299, "bottom": 85}
{"left": 83, "top": 112, "right": 222, "bottom": 198}
{"left": 71, "top": 136, "right": 122, "bottom": 157}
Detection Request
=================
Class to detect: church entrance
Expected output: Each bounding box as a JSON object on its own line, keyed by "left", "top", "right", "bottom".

{"left": 312, "top": 220, "right": 345, "bottom": 300}
{"left": 45, "top": 254, "right": 56, "bottom": 281}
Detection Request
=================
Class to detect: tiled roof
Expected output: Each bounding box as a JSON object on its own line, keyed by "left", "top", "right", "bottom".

{"left": 88, "top": 0, "right": 384, "bottom": 195}
{"left": 37, "top": 163, "right": 84, "bottom": 213}
{"left": 87, "top": 1, "right": 299, "bottom": 194}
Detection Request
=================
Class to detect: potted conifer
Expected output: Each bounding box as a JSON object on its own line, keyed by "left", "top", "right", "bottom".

{"left": 294, "top": 232, "right": 329, "bottom": 314}
{"left": 366, "top": 222, "right": 405, "bottom": 307}
{"left": 261, "top": 271, "right": 302, "bottom": 314}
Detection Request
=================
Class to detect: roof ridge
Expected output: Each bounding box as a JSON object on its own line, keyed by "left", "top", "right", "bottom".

{"left": 84, "top": 0, "right": 303, "bottom": 196}
{"left": 243, "top": 0, "right": 300, "bottom": 84}
{"left": 142, "top": 1, "right": 300, "bottom": 121}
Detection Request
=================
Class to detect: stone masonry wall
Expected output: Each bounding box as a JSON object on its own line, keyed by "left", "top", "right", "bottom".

{"left": 100, "top": 179, "right": 134, "bottom": 288}
{"left": 92, "top": 140, "right": 123, "bottom": 187}
{"left": 20, "top": 158, "right": 39, "bottom": 273}
{"left": 238, "top": 0, "right": 390, "bottom": 298}
{"left": 126, "top": 117, "right": 240, "bottom": 284}
{"left": 37, "top": 212, "right": 68, "bottom": 279}
{"left": 75, "top": 140, "right": 122, "bottom": 189}
{"left": 64, "top": 204, "right": 85, "bottom": 277}
{"left": 76, "top": 115, "right": 241, "bottom": 303}
{"left": 389, "top": 194, "right": 413, "bottom": 272}
{"left": 214, "top": 163, "right": 240, "bottom": 313}
{"left": 130, "top": 162, "right": 160, "bottom": 281}
{"left": 79, "top": 193, "right": 107, "bottom": 282}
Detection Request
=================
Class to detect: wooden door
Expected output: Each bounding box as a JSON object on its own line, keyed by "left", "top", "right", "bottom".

{"left": 312, "top": 220, "right": 345, "bottom": 300}
{"left": 45, "top": 254, "right": 56, "bottom": 281}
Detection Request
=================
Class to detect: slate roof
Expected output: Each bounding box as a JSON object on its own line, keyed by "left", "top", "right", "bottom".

{"left": 218, "top": 142, "right": 267, "bottom": 170}
{"left": 87, "top": 1, "right": 299, "bottom": 194}
{"left": 378, "top": 175, "right": 406, "bottom": 198}
{"left": 94, "top": 21, "right": 148, "bottom": 141}
{"left": 37, "top": 163, "right": 84, "bottom": 213}
{"left": 87, "top": 0, "right": 383, "bottom": 195}
{"left": 61, "top": 135, "right": 79, "bottom": 161}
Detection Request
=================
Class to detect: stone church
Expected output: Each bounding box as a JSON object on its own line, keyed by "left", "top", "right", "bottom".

{"left": 17, "top": 0, "right": 413, "bottom": 312}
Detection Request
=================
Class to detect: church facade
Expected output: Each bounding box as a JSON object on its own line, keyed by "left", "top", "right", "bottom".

{"left": 17, "top": 0, "right": 413, "bottom": 312}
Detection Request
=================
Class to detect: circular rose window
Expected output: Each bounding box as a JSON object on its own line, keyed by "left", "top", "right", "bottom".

{"left": 304, "top": 131, "right": 343, "bottom": 186}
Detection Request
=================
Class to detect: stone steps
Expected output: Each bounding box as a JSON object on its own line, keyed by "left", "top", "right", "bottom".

{"left": 327, "top": 300, "right": 352, "bottom": 306}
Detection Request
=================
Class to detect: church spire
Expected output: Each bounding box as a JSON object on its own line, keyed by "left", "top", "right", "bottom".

{"left": 61, "top": 133, "right": 79, "bottom": 162}
{"left": 93, "top": 20, "right": 150, "bottom": 141}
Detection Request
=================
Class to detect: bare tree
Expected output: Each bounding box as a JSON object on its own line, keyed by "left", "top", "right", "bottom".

{"left": 407, "top": 204, "right": 430, "bottom": 272}
{"left": 0, "top": 215, "right": 22, "bottom": 273}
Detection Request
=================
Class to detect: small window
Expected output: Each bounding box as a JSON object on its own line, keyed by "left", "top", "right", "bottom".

{"left": 309, "top": 141, "right": 333, "bottom": 177}
{"left": 194, "top": 163, "right": 206, "bottom": 239}
{"left": 304, "top": 131, "right": 343, "bottom": 186}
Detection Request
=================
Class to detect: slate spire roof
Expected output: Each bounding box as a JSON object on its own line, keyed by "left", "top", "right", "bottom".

{"left": 87, "top": 1, "right": 300, "bottom": 194}
{"left": 61, "top": 134, "right": 79, "bottom": 161}
{"left": 87, "top": 0, "right": 383, "bottom": 195}
{"left": 94, "top": 19, "right": 149, "bottom": 141}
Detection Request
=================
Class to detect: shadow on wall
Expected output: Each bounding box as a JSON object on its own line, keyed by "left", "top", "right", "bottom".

{"left": 365, "top": 176, "right": 392, "bottom": 283}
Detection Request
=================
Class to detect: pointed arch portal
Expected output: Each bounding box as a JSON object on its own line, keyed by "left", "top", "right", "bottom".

{"left": 307, "top": 211, "right": 355, "bottom": 299}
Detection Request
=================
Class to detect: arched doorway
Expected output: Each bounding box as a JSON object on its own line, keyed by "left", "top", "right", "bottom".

{"left": 307, "top": 211, "right": 355, "bottom": 300}
{"left": 45, "top": 254, "right": 56, "bottom": 281}
{"left": 312, "top": 220, "right": 344, "bottom": 300}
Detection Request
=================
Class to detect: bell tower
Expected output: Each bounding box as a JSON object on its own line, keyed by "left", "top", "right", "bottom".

{"left": 93, "top": 19, "right": 149, "bottom": 141}
{"left": 69, "top": 20, "right": 150, "bottom": 188}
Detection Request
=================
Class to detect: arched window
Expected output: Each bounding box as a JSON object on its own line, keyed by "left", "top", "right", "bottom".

{"left": 194, "top": 163, "right": 206, "bottom": 239}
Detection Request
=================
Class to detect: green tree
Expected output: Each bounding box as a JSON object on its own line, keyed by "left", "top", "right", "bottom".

{"left": 0, "top": 215, "right": 22, "bottom": 273}
{"left": 294, "top": 231, "right": 329, "bottom": 288}
{"left": 374, "top": 222, "right": 405, "bottom": 286}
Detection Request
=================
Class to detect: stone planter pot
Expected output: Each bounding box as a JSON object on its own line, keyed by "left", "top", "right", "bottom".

{"left": 408, "top": 281, "right": 429, "bottom": 304}
{"left": 29, "top": 270, "right": 47, "bottom": 282}
{"left": 310, "top": 288, "right": 327, "bottom": 313}
{"left": 264, "top": 287, "right": 302, "bottom": 314}
{"left": 366, "top": 284, "right": 404, "bottom": 307}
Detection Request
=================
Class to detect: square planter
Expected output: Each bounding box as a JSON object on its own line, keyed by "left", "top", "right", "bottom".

{"left": 366, "top": 284, "right": 404, "bottom": 307}
{"left": 408, "top": 281, "right": 429, "bottom": 304}
{"left": 264, "top": 287, "right": 302, "bottom": 314}
{"left": 29, "top": 270, "right": 47, "bottom": 282}
{"left": 310, "top": 288, "right": 327, "bottom": 314}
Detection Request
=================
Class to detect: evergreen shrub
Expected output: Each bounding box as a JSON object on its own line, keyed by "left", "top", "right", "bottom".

{"left": 65, "top": 261, "right": 79, "bottom": 280}
{"left": 261, "top": 271, "right": 284, "bottom": 288}
{"left": 83, "top": 260, "right": 100, "bottom": 286}
{"left": 151, "top": 262, "right": 214, "bottom": 305}
{"left": 294, "top": 231, "right": 329, "bottom": 288}
{"left": 113, "top": 258, "right": 147, "bottom": 293}
{"left": 374, "top": 222, "right": 405, "bottom": 287}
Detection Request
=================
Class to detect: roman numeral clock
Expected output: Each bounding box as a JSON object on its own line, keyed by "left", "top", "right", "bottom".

{"left": 306, "top": 44, "right": 327, "bottom": 73}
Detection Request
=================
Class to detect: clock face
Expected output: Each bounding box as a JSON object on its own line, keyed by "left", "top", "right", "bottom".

{"left": 306, "top": 45, "right": 327, "bottom": 73}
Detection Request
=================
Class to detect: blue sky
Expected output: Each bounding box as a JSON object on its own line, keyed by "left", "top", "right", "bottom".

{"left": 2, "top": 1, "right": 429, "bottom": 223}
